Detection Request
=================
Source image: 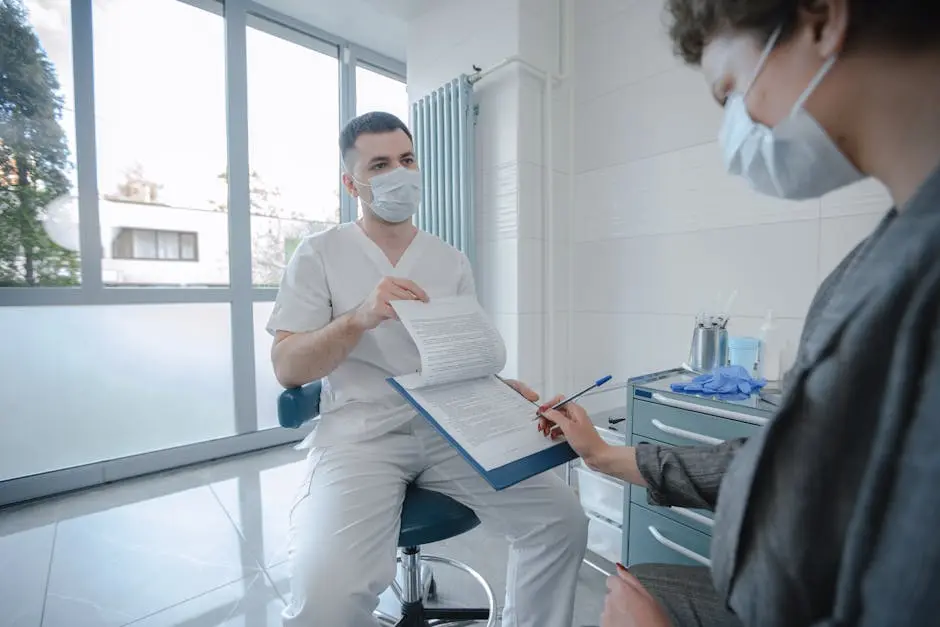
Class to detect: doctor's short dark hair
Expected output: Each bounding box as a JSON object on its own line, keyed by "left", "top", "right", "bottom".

{"left": 340, "top": 111, "right": 413, "bottom": 168}
{"left": 665, "top": 0, "right": 940, "bottom": 65}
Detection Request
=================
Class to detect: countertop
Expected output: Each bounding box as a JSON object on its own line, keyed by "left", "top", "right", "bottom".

{"left": 629, "top": 368, "right": 779, "bottom": 418}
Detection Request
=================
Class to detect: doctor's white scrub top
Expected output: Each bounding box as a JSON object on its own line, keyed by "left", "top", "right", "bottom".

{"left": 266, "top": 222, "right": 479, "bottom": 447}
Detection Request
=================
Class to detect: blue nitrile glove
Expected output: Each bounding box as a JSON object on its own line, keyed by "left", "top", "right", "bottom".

{"left": 670, "top": 365, "right": 767, "bottom": 401}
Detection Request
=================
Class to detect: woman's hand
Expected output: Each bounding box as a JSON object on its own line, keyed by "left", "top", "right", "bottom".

{"left": 601, "top": 564, "right": 672, "bottom": 627}
{"left": 538, "top": 400, "right": 611, "bottom": 469}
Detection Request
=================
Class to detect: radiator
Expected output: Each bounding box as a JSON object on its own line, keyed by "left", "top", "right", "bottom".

{"left": 411, "top": 76, "right": 476, "bottom": 260}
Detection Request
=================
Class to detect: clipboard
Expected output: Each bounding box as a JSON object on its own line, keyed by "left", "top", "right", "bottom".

{"left": 388, "top": 377, "right": 578, "bottom": 490}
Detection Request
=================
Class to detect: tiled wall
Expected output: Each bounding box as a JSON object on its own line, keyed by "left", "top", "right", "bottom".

{"left": 568, "top": 0, "right": 891, "bottom": 408}
{"left": 406, "top": 0, "right": 893, "bottom": 410}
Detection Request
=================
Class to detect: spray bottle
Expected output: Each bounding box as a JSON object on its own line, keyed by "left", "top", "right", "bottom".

{"left": 757, "top": 309, "right": 777, "bottom": 380}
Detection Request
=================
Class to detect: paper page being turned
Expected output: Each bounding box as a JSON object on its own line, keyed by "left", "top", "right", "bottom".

{"left": 392, "top": 296, "right": 506, "bottom": 389}
{"left": 406, "top": 376, "right": 559, "bottom": 470}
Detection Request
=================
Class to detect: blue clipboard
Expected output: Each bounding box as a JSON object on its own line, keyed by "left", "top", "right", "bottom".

{"left": 387, "top": 377, "right": 578, "bottom": 490}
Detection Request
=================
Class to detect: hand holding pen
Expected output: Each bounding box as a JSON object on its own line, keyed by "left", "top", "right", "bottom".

{"left": 536, "top": 377, "right": 615, "bottom": 467}
{"left": 536, "top": 375, "right": 612, "bottom": 438}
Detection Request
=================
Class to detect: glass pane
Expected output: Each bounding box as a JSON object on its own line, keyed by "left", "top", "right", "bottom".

{"left": 156, "top": 230, "right": 180, "bottom": 259}
{"left": 0, "top": 304, "right": 235, "bottom": 481}
{"left": 180, "top": 232, "right": 197, "bottom": 260}
{"left": 254, "top": 302, "right": 282, "bottom": 430}
{"left": 355, "top": 65, "right": 409, "bottom": 124}
{"left": 133, "top": 229, "right": 156, "bottom": 259}
{"left": 1, "top": 0, "right": 81, "bottom": 286}
{"left": 93, "top": 0, "right": 227, "bottom": 287}
{"left": 246, "top": 25, "right": 340, "bottom": 287}
{"left": 112, "top": 229, "right": 133, "bottom": 259}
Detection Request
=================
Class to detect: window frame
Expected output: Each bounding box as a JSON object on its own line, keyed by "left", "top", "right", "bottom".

{"left": 0, "top": 0, "right": 409, "bottom": 502}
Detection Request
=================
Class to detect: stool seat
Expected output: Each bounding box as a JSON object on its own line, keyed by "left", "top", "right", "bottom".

{"left": 399, "top": 486, "right": 480, "bottom": 547}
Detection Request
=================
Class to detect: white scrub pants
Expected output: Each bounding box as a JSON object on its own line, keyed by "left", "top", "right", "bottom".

{"left": 281, "top": 417, "right": 589, "bottom": 627}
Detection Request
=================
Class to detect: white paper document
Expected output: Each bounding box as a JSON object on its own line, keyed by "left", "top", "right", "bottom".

{"left": 392, "top": 296, "right": 507, "bottom": 389}
{"left": 388, "top": 296, "right": 575, "bottom": 486}
{"left": 404, "top": 375, "right": 560, "bottom": 471}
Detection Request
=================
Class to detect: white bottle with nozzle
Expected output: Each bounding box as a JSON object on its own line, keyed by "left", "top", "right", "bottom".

{"left": 758, "top": 309, "right": 779, "bottom": 381}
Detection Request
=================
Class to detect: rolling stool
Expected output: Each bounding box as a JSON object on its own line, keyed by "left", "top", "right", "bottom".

{"left": 279, "top": 381, "right": 498, "bottom": 626}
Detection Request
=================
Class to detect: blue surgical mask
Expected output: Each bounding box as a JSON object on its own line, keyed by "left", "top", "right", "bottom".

{"left": 354, "top": 167, "right": 422, "bottom": 223}
{"left": 719, "top": 27, "right": 864, "bottom": 200}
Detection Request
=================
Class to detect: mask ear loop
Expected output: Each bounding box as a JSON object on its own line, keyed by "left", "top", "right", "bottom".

{"left": 342, "top": 162, "right": 371, "bottom": 190}
{"left": 743, "top": 25, "right": 783, "bottom": 98}
{"left": 790, "top": 55, "right": 838, "bottom": 115}
{"left": 342, "top": 164, "right": 374, "bottom": 216}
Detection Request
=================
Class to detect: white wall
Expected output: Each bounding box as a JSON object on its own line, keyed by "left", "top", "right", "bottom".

{"left": 406, "top": 0, "right": 893, "bottom": 410}
{"left": 407, "top": 0, "right": 571, "bottom": 399}
{"left": 567, "top": 0, "right": 891, "bottom": 408}
{"left": 409, "top": 0, "right": 540, "bottom": 391}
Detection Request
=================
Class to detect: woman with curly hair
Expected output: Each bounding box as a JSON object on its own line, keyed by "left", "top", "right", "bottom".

{"left": 540, "top": 0, "right": 940, "bottom": 625}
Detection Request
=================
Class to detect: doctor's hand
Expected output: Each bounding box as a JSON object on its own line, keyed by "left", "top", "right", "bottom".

{"left": 601, "top": 564, "right": 672, "bottom": 627}
{"left": 353, "top": 277, "right": 429, "bottom": 330}
{"left": 538, "top": 401, "right": 610, "bottom": 469}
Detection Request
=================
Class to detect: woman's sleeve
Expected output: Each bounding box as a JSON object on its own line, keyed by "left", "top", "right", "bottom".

{"left": 635, "top": 439, "right": 747, "bottom": 511}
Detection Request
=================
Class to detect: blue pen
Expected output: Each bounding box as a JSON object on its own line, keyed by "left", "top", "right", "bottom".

{"left": 535, "top": 375, "right": 613, "bottom": 419}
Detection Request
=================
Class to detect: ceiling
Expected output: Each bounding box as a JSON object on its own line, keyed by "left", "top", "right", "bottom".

{"left": 254, "top": 0, "right": 430, "bottom": 63}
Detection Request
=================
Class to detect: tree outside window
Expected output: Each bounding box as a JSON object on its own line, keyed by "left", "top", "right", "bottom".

{"left": 0, "top": 0, "right": 79, "bottom": 286}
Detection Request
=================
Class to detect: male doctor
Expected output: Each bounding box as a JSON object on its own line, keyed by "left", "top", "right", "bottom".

{"left": 268, "top": 111, "right": 588, "bottom": 627}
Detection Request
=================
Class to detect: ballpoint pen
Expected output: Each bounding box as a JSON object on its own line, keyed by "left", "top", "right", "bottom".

{"left": 534, "top": 375, "right": 613, "bottom": 421}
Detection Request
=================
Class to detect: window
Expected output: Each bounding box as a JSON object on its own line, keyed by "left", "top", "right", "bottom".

{"left": 0, "top": 304, "right": 236, "bottom": 479}
{"left": 2, "top": 0, "right": 411, "bottom": 482}
{"left": 1, "top": 0, "right": 81, "bottom": 287}
{"left": 92, "top": 0, "right": 227, "bottom": 286}
{"left": 246, "top": 20, "right": 340, "bottom": 286}
{"left": 112, "top": 229, "right": 199, "bottom": 261}
{"left": 356, "top": 64, "right": 409, "bottom": 124}
{"left": 284, "top": 236, "right": 302, "bottom": 264}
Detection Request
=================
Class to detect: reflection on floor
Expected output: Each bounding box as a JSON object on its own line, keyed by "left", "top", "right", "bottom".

{"left": 0, "top": 445, "right": 608, "bottom": 626}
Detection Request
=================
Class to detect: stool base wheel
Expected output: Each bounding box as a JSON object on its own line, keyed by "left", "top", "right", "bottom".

{"left": 375, "top": 551, "right": 497, "bottom": 627}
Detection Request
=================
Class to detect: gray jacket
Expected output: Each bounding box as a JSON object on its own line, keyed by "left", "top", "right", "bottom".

{"left": 636, "top": 164, "right": 940, "bottom": 627}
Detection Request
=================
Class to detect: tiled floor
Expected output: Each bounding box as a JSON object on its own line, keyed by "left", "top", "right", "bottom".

{"left": 0, "top": 445, "right": 608, "bottom": 626}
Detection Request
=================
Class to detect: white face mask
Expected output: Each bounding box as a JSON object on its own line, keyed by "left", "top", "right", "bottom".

{"left": 355, "top": 166, "right": 422, "bottom": 223}
{"left": 719, "top": 27, "right": 864, "bottom": 200}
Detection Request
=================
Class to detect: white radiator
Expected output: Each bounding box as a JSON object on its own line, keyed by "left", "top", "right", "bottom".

{"left": 411, "top": 76, "right": 476, "bottom": 261}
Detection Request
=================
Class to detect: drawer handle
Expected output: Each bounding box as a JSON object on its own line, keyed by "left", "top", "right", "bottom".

{"left": 651, "top": 393, "right": 769, "bottom": 427}
{"left": 670, "top": 506, "right": 715, "bottom": 528}
{"left": 651, "top": 419, "right": 723, "bottom": 446}
{"left": 587, "top": 511, "right": 622, "bottom": 531}
{"left": 648, "top": 525, "right": 712, "bottom": 567}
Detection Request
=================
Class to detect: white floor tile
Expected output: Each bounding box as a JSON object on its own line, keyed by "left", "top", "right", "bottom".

{"left": 1, "top": 446, "right": 608, "bottom": 627}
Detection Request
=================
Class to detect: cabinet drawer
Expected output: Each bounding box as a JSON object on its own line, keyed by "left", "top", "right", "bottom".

{"left": 629, "top": 434, "right": 715, "bottom": 535}
{"left": 575, "top": 466, "right": 625, "bottom": 526}
{"left": 629, "top": 485, "right": 715, "bottom": 536}
{"left": 587, "top": 511, "right": 622, "bottom": 564}
{"left": 627, "top": 504, "right": 711, "bottom": 568}
{"left": 632, "top": 398, "right": 762, "bottom": 447}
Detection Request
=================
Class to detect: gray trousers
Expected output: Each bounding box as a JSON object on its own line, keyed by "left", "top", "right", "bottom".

{"left": 627, "top": 564, "right": 742, "bottom": 627}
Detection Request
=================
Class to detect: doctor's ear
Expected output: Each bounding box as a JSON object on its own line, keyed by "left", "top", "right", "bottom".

{"left": 797, "top": 0, "right": 849, "bottom": 59}
{"left": 342, "top": 172, "right": 359, "bottom": 197}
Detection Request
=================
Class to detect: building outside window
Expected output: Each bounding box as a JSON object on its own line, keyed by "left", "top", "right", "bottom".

{"left": 112, "top": 228, "right": 198, "bottom": 261}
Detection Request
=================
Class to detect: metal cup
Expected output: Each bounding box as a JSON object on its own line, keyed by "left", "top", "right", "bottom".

{"left": 689, "top": 325, "right": 728, "bottom": 373}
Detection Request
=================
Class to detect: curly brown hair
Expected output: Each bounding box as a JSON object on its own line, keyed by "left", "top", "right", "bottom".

{"left": 665, "top": 0, "right": 940, "bottom": 65}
